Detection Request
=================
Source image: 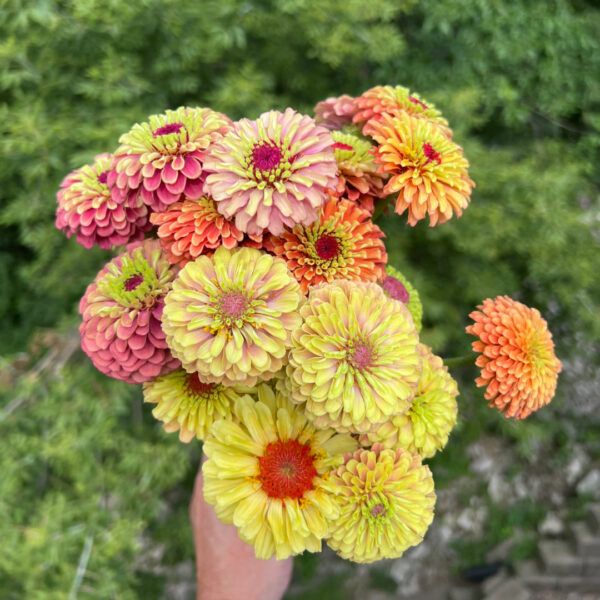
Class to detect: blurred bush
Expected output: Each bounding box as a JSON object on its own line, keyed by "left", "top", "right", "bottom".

{"left": 1, "top": 0, "right": 599, "bottom": 597}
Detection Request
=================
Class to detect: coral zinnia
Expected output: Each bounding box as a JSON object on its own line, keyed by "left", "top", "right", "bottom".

{"left": 354, "top": 85, "right": 451, "bottom": 137}
{"left": 203, "top": 109, "right": 338, "bottom": 236}
{"left": 150, "top": 195, "right": 263, "bottom": 266}
{"left": 79, "top": 239, "right": 180, "bottom": 383}
{"left": 314, "top": 94, "right": 358, "bottom": 130}
{"left": 56, "top": 153, "right": 150, "bottom": 249}
{"left": 362, "top": 344, "right": 458, "bottom": 459}
{"left": 202, "top": 386, "right": 357, "bottom": 559}
{"left": 466, "top": 296, "right": 562, "bottom": 419}
{"left": 323, "top": 444, "right": 435, "bottom": 563}
{"left": 286, "top": 280, "right": 421, "bottom": 434}
{"left": 381, "top": 265, "right": 423, "bottom": 332}
{"left": 162, "top": 247, "right": 304, "bottom": 387}
{"left": 364, "top": 112, "right": 474, "bottom": 227}
{"left": 143, "top": 368, "right": 250, "bottom": 442}
{"left": 108, "top": 107, "right": 231, "bottom": 213}
{"left": 331, "top": 131, "right": 387, "bottom": 212}
{"left": 268, "top": 196, "right": 387, "bottom": 294}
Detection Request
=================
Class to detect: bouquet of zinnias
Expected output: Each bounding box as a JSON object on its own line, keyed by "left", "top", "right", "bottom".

{"left": 56, "top": 85, "right": 562, "bottom": 562}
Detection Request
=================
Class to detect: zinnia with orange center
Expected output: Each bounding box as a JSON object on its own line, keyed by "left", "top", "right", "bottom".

{"left": 364, "top": 112, "right": 474, "bottom": 227}
{"left": 202, "top": 385, "right": 357, "bottom": 560}
{"left": 268, "top": 196, "right": 387, "bottom": 294}
{"left": 150, "top": 195, "right": 262, "bottom": 266}
{"left": 466, "top": 296, "right": 562, "bottom": 419}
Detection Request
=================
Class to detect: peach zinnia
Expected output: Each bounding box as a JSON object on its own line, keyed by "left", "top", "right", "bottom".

{"left": 331, "top": 131, "right": 387, "bottom": 212}
{"left": 466, "top": 296, "right": 562, "bottom": 419}
{"left": 364, "top": 112, "right": 474, "bottom": 227}
{"left": 268, "top": 196, "right": 387, "bottom": 294}
{"left": 150, "top": 195, "right": 262, "bottom": 266}
{"left": 353, "top": 85, "right": 451, "bottom": 137}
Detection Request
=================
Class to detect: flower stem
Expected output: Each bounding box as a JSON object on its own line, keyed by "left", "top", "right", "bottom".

{"left": 443, "top": 354, "right": 474, "bottom": 368}
{"left": 372, "top": 195, "right": 394, "bottom": 222}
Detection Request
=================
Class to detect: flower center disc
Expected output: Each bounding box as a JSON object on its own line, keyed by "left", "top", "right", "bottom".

{"left": 422, "top": 142, "right": 441, "bottom": 165}
{"left": 252, "top": 142, "right": 283, "bottom": 172}
{"left": 314, "top": 234, "right": 340, "bottom": 260}
{"left": 186, "top": 372, "right": 215, "bottom": 396}
{"left": 154, "top": 122, "right": 184, "bottom": 137}
{"left": 370, "top": 503, "right": 386, "bottom": 517}
{"left": 220, "top": 292, "right": 248, "bottom": 319}
{"left": 382, "top": 276, "right": 410, "bottom": 303}
{"left": 97, "top": 170, "right": 110, "bottom": 184}
{"left": 258, "top": 440, "right": 317, "bottom": 499}
{"left": 350, "top": 343, "right": 373, "bottom": 370}
{"left": 124, "top": 273, "right": 144, "bottom": 291}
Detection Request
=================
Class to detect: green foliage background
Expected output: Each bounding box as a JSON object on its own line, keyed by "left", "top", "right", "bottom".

{"left": 1, "top": 0, "right": 598, "bottom": 598}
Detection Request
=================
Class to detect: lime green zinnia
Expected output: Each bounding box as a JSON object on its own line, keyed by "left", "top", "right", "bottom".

{"left": 362, "top": 344, "right": 458, "bottom": 458}
{"left": 286, "top": 280, "right": 421, "bottom": 434}
{"left": 323, "top": 444, "right": 436, "bottom": 563}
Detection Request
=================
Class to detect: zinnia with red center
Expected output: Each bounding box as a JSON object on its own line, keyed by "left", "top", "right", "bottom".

{"left": 364, "top": 112, "right": 474, "bottom": 226}
{"left": 108, "top": 106, "right": 231, "bottom": 213}
{"left": 466, "top": 296, "right": 562, "bottom": 419}
{"left": 150, "top": 195, "right": 263, "bottom": 266}
{"left": 203, "top": 108, "right": 338, "bottom": 236}
{"left": 143, "top": 368, "right": 251, "bottom": 442}
{"left": 56, "top": 153, "right": 150, "bottom": 249}
{"left": 268, "top": 196, "right": 387, "bottom": 294}
{"left": 330, "top": 131, "right": 387, "bottom": 212}
{"left": 161, "top": 246, "right": 304, "bottom": 386}
{"left": 79, "top": 239, "right": 180, "bottom": 383}
{"left": 286, "top": 280, "right": 421, "bottom": 433}
{"left": 202, "top": 385, "right": 357, "bottom": 559}
{"left": 353, "top": 85, "right": 451, "bottom": 138}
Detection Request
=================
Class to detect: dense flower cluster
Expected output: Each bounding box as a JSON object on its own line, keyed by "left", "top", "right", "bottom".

{"left": 58, "top": 87, "right": 560, "bottom": 565}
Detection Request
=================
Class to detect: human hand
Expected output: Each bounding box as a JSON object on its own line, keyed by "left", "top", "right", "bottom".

{"left": 190, "top": 459, "right": 293, "bottom": 600}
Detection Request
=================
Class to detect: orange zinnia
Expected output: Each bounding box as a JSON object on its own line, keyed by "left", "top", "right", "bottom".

{"left": 150, "top": 195, "right": 262, "bottom": 266}
{"left": 268, "top": 196, "right": 387, "bottom": 294}
{"left": 364, "top": 112, "right": 474, "bottom": 227}
{"left": 353, "top": 85, "right": 452, "bottom": 138}
{"left": 466, "top": 296, "right": 562, "bottom": 419}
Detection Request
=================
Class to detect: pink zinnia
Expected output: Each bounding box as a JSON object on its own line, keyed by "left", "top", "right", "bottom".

{"left": 79, "top": 239, "right": 180, "bottom": 383}
{"left": 314, "top": 94, "right": 359, "bottom": 130}
{"left": 203, "top": 109, "right": 338, "bottom": 236}
{"left": 56, "top": 153, "right": 150, "bottom": 249}
{"left": 108, "top": 107, "right": 232, "bottom": 213}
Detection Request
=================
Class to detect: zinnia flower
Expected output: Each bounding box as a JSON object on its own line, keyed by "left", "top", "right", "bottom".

{"left": 314, "top": 94, "right": 358, "bottom": 130}
{"left": 268, "top": 196, "right": 388, "bottom": 294}
{"left": 203, "top": 109, "right": 338, "bottom": 236}
{"left": 466, "top": 296, "right": 562, "bottom": 419}
{"left": 323, "top": 443, "right": 436, "bottom": 563}
{"left": 150, "top": 195, "right": 263, "bottom": 266}
{"left": 364, "top": 112, "right": 474, "bottom": 227}
{"left": 56, "top": 153, "right": 150, "bottom": 249}
{"left": 143, "top": 368, "right": 250, "bottom": 442}
{"left": 362, "top": 344, "right": 458, "bottom": 459}
{"left": 354, "top": 85, "right": 451, "bottom": 137}
{"left": 381, "top": 265, "right": 423, "bottom": 332}
{"left": 79, "top": 239, "right": 180, "bottom": 383}
{"left": 286, "top": 280, "right": 421, "bottom": 434}
{"left": 162, "top": 247, "right": 304, "bottom": 387}
{"left": 331, "top": 131, "right": 387, "bottom": 212}
{"left": 202, "top": 386, "right": 358, "bottom": 559}
{"left": 108, "top": 107, "right": 231, "bottom": 213}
